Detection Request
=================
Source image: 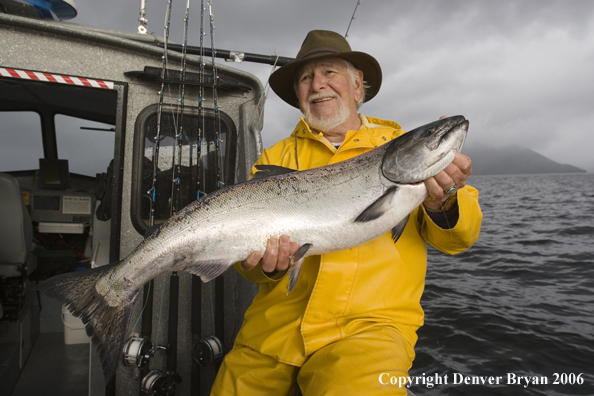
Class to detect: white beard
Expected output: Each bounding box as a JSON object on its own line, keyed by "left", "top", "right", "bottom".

{"left": 302, "top": 93, "right": 352, "bottom": 133}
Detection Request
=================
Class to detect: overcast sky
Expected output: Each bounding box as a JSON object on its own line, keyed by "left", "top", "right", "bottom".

{"left": 8, "top": 0, "right": 594, "bottom": 173}
{"left": 67, "top": 0, "right": 594, "bottom": 172}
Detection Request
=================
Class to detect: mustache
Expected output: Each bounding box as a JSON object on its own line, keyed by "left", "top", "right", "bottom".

{"left": 308, "top": 92, "right": 338, "bottom": 103}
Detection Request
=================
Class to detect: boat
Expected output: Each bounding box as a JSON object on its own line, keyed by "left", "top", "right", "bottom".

{"left": 0, "top": 2, "right": 279, "bottom": 394}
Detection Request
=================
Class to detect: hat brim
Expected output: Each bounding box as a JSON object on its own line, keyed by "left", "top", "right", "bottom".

{"left": 269, "top": 51, "right": 382, "bottom": 109}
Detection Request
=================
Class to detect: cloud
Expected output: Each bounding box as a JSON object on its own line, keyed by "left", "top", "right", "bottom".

{"left": 59, "top": 0, "right": 594, "bottom": 172}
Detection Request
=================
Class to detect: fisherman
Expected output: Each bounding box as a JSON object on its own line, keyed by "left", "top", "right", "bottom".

{"left": 211, "top": 30, "right": 482, "bottom": 395}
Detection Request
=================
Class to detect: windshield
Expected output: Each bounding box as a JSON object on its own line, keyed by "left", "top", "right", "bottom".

{"left": 55, "top": 114, "right": 115, "bottom": 176}
{"left": 0, "top": 111, "right": 44, "bottom": 172}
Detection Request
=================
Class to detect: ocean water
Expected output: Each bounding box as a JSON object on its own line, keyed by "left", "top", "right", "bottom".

{"left": 409, "top": 173, "right": 594, "bottom": 395}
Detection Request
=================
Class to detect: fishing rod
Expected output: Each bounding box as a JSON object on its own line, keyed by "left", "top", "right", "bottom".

{"left": 345, "top": 0, "right": 361, "bottom": 37}
{"left": 156, "top": 42, "right": 294, "bottom": 67}
{"left": 126, "top": 2, "right": 183, "bottom": 396}
{"left": 208, "top": 2, "right": 226, "bottom": 372}
{"left": 196, "top": 0, "right": 206, "bottom": 200}
{"left": 170, "top": 0, "right": 191, "bottom": 216}
{"left": 133, "top": 1, "right": 175, "bottom": 389}
{"left": 138, "top": 0, "right": 148, "bottom": 34}
{"left": 155, "top": 2, "right": 191, "bottom": 395}
{"left": 191, "top": 1, "right": 207, "bottom": 393}
{"left": 188, "top": 4, "right": 225, "bottom": 385}
{"left": 147, "top": 0, "right": 173, "bottom": 229}
{"left": 208, "top": 1, "right": 222, "bottom": 190}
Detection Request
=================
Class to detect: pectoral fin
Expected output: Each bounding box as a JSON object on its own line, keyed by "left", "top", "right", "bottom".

{"left": 390, "top": 215, "right": 409, "bottom": 244}
{"left": 287, "top": 243, "right": 313, "bottom": 294}
{"left": 180, "top": 260, "right": 236, "bottom": 283}
{"left": 354, "top": 187, "right": 397, "bottom": 223}
{"left": 291, "top": 243, "right": 312, "bottom": 263}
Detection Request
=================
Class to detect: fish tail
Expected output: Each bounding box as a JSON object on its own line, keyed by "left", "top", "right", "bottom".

{"left": 38, "top": 262, "right": 136, "bottom": 382}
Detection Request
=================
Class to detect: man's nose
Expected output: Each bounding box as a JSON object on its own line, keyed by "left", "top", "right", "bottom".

{"left": 311, "top": 73, "right": 327, "bottom": 92}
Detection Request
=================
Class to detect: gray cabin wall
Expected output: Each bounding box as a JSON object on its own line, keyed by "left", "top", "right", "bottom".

{"left": 1, "top": 13, "right": 263, "bottom": 396}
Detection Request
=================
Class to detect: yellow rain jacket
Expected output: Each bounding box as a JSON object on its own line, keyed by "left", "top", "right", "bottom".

{"left": 216, "top": 115, "right": 482, "bottom": 393}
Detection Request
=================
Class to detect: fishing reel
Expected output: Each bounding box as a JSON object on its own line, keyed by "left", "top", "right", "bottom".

{"left": 122, "top": 336, "right": 166, "bottom": 368}
{"left": 122, "top": 337, "right": 153, "bottom": 368}
{"left": 141, "top": 369, "right": 182, "bottom": 396}
{"left": 192, "top": 335, "right": 223, "bottom": 367}
{"left": 123, "top": 337, "right": 181, "bottom": 395}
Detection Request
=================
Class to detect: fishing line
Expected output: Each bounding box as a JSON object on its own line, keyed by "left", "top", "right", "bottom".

{"left": 208, "top": 1, "right": 223, "bottom": 189}
{"left": 131, "top": 280, "right": 152, "bottom": 334}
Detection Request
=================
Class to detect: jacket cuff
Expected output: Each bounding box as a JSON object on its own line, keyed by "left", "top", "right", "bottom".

{"left": 233, "top": 262, "right": 288, "bottom": 283}
{"left": 420, "top": 186, "right": 482, "bottom": 254}
{"left": 423, "top": 196, "right": 459, "bottom": 229}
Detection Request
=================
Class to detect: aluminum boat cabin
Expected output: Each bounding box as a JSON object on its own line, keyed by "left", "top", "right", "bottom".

{"left": 0, "top": 6, "right": 266, "bottom": 395}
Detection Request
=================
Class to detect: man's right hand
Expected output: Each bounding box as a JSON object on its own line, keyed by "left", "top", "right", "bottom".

{"left": 241, "top": 235, "right": 300, "bottom": 274}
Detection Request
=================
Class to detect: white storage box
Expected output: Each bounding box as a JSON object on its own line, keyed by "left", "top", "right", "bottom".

{"left": 62, "top": 306, "right": 90, "bottom": 345}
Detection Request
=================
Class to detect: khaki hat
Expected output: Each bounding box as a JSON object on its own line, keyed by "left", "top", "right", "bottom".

{"left": 269, "top": 30, "right": 382, "bottom": 108}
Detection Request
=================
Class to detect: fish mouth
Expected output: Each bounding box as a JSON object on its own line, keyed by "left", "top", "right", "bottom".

{"left": 424, "top": 119, "right": 468, "bottom": 174}
{"left": 425, "top": 149, "right": 456, "bottom": 177}
{"left": 438, "top": 117, "right": 468, "bottom": 151}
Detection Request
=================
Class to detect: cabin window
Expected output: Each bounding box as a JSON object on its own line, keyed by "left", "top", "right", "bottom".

{"left": 132, "top": 104, "right": 237, "bottom": 232}
{"left": 55, "top": 115, "right": 115, "bottom": 177}
{"left": 0, "top": 111, "right": 44, "bottom": 172}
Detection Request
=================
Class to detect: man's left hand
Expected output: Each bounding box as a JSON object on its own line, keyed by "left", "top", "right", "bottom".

{"left": 423, "top": 151, "right": 473, "bottom": 211}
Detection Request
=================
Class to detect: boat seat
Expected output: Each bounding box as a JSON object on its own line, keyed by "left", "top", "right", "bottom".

{"left": 0, "top": 173, "right": 37, "bottom": 320}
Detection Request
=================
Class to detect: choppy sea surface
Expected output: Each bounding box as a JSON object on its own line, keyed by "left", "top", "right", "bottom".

{"left": 409, "top": 173, "right": 594, "bottom": 396}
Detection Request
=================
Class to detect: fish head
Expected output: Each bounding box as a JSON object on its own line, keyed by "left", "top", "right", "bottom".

{"left": 382, "top": 115, "right": 469, "bottom": 183}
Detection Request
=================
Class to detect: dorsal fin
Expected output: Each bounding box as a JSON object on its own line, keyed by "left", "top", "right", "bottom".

{"left": 144, "top": 224, "right": 161, "bottom": 239}
{"left": 252, "top": 165, "right": 297, "bottom": 180}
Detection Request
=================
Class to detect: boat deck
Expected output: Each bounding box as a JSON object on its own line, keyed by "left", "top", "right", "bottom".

{"left": 1, "top": 289, "right": 90, "bottom": 396}
{"left": 11, "top": 332, "right": 89, "bottom": 396}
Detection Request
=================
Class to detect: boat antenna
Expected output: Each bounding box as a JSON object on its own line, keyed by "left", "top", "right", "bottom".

{"left": 345, "top": 0, "right": 361, "bottom": 38}
{"left": 138, "top": 0, "right": 148, "bottom": 34}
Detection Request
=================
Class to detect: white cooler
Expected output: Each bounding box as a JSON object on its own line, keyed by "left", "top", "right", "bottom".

{"left": 62, "top": 305, "right": 90, "bottom": 345}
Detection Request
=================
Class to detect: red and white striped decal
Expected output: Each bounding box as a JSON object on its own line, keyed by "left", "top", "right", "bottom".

{"left": 0, "top": 68, "right": 114, "bottom": 89}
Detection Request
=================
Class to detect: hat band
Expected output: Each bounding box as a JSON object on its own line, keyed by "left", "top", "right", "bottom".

{"left": 298, "top": 47, "right": 342, "bottom": 60}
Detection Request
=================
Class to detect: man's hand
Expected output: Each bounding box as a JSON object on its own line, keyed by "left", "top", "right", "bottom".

{"left": 423, "top": 116, "right": 473, "bottom": 211}
{"left": 423, "top": 152, "right": 473, "bottom": 210}
{"left": 241, "top": 235, "right": 300, "bottom": 274}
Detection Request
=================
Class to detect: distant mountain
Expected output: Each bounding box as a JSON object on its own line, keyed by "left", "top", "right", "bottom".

{"left": 464, "top": 146, "right": 586, "bottom": 175}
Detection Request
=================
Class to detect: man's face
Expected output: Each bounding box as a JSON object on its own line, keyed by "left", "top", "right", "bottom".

{"left": 296, "top": 58, "right": 363, "bottom": 132}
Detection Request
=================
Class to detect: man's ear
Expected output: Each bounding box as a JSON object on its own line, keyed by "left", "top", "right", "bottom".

{"left": 354, "top": 70, "right": 364, "bottom": 102}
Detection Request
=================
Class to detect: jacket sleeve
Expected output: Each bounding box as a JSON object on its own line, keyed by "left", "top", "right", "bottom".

{"left": 418, "top": 185, "right": 482, "bottom": 255}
